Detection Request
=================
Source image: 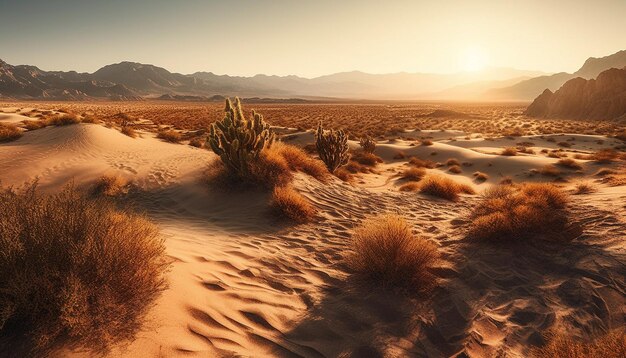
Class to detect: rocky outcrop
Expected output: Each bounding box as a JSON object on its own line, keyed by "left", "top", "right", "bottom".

{"left": 525, "top": 67, "right": 626, "bottom": 119}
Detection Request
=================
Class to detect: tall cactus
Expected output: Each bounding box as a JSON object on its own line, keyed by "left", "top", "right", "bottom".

{"left": 208, "top": 98, "right": 276, "bottom": 177}
{"left": 315, "top": 122, "right": 349, "bottom": 173}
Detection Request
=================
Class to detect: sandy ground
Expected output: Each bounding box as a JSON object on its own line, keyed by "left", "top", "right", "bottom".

{"left": 0, "top": 115, "right": 624, "bottom": 357}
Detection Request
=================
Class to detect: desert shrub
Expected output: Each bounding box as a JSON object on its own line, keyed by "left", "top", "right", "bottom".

{"left": 393, "top": 151, "right": 406, "bottom": 159}
{"left": 188, "top": 136, "right": 205, "bottom": 148}
{"left": 208, "top": 98, "right": 275, "bottom": 177}
{"left": 421, "top": 139, "right": 433, "bottom": 146}
{"left": 157, "top": 129, "right": 182, "bottom": 143}
{"left": 358, "top": 135, "right": 376, "bottom": 153}
{"left": 315, "top": 122, "right": 349, "bottom": 173}
{"left": 49, "top": 114, "right": 81, "bottom": 126}
{"left": 448, "top": 165, "right": 462, "bottom": 174}
{"left": 557, "top": 158, "right": 582, "bottom": 170}
{"left": 531, "top": 329, "right": 625, "bottom": 358}
{"left": 574, "top": 182, "right": 595, "bottom": 194}
{"left": 419, "top": 175, "right": 475, "bottom": 201}
{"left": 539, "top": 165, "right": 562, "bottom": 177}
{"left": 248, "top": 148, "right": 293, "bottom": 188}
{"left": 473, "top": 171, "right": 489, "bottom": 182}
{"left": 595, "top": 168, "right": 617, "bottom": 176}
{"left": 121, "top": 125, "right": 137, "bottom": 138}
{"left": 0, "top": 124, "right": 22, "bottom": 143}
{"left": 467, "top": 183, "right": 571, "bottom": 242}
{"left": 557, "top": 141, "right": 572, "bottom": 148}
{"left": 446, "top": 158, "right": 460, "bottom": 166}
{"left": 399, "top": 182, "right": 421, "bottom": 192}
{"left": 346, "top": 214, "right": 439, "bottom": 293}
{"left": 269, "top": 186, "right": 317, "bottom": 223}
{"left": 351, "top": 151, "right": 383, "bottom": 167}
{"left": 334, "top": 167, "right": 353, "bottom": 182}
{"left": 401, "top": 167, "right": 426, "bottom": 181}
{"left": 593, "top": 149, "right": 619, "bottom": 163}
{"left": 22, "top": 120, "right": 47, "bottom": 131}
{"left": 267, "top": 142, "right": 328, "bottom": 182}
{"left": 408, "top": 157, "right": 435, "bottom": 168}
{"left": 0, "top": 183, "right": 167, "bottom": 355}
{"left": 501, "top": 147, "right": 517, "bottom": 156}
{"left": 90, "top": 175, "right": 130, "bottom": 197}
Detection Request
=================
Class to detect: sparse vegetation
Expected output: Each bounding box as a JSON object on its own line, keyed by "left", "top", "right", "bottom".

{"left": 0, "top": 123, "right": 22, "bottom": 143}
{"left": 557, "top": 158, "right": 583, "bottom": 170}
{"left": 473, "top": 171, "right": 489, "bottom": 182}
{"left": 531, "top": 329, "right": 625, "bottom": 358}
{"left": 157, "top": 129, "right": 182, "bottom": 143}
{"left": 400, "top": 167, "right": 426, "bottom": 181}
{"left": 448, "top": 165, "right": 462, "bottom": 174}
{"left": 315, "top": 122, "right": 349, "bottom": 173}
{"left": 539, "top": 165, "right": 562, "bottom": 177}
{"left": 346, "top": 214, "right": 439, "bottom": 293}
{"left": 501, "top": 147, "right": 518, "bottom": 156}
{"left": 419, "top": 175, "right": 475, "bottom": 201}
{"left": 0, "top": 183, "right": 167, "bottom": 355}
{"left": 90, "top": 175, "right": 130, "bottom": 197}
{"left": 574, "top": 182, "right": 595, "bottom": 194}
{"left": 358, "top": 135, "right": 376, "bottom": 153}
{"left": 269, "top": 186, "right": 317, "bottom": 223}
{"left": 49, "top": 114, "right": 81, "bottom": 126}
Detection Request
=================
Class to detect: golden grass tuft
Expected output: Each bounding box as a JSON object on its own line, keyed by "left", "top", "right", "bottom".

{"left": 448, "top": 165, "right": 462, "bottom": 174}
{"left": 501, "top": 147, "right": 518, "bottom": 156}
{"left": 446, "top": 158, "right": 460, "bottom": 166}
{"left": 121, "top": 125, "right": 137, "bottom": 138}
{"left": 156, "top": 129, "right": 182, "bottom": 143}
{"left": 269, "top": 186, "right": 317, "bottom": 223}
{"left": 90, "top": 175, "right": 130, "bottom": 197}
{"left": 48, "top": 114, "right": 81, "bottom": 126}
{"left": 574, "top": 182, "right": 596, "bottom": 194}
{"left": 408, "top": 157, "right": 435, "bottom": 168}
{"left": 468, "top": 183, "right": 572, "bottom": 242}
{"left": 593, "top": 149, "right": 619, "bottom": 163}
{"left": 0, "top": 183, "right": 167, "bottom": 355}
{"left": 22, "top": 120, "right": 47, "bottom": 131}
{"left": 419, "top": 175, "right": 475, "bottom": 201}
{"left": 400, "top": 167, "right": 426, "bottom": 182}
{"left": 539, "top": 165, "right": 562, "bottom": 177}
{"left": 557, "top": 158, "right": 583, "bottom": 170}
{"left": 0, "top": 123, "right": 22, "bottom": 143}
{"left": 399, "top": 182, "right": 421, "bottom": 192}
{"left": 531, "top": 329, "right": 625, "bottom": 358}
{"left": 351, "top": 150, "right": 383, "bottom": 167}
{"left": 473, "top": 171, "right": 489, "bottom": 182}
{"left": 346, "top": 214, "right": 439, "bottom": 293}
{"left": 269, "top": 142, "right": 328, "bottom": 182}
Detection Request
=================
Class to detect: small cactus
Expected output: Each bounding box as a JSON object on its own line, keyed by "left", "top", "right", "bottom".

{"left": 208, "top": 98, "right": 275, "bottom": 177}
{"left": 359, "top": 135, "right": 376, "bottom": 153}
{"left": 315, "top": 122, "right": 349, "bottom": 173}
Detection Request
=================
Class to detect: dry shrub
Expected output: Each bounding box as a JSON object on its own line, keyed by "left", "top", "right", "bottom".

{"left": 249, "top": 149, "right": 294, "bottom": 188}
{"left": 574, "top": 182, "right": 595, "bottom": 194}
{"left": 188, "top": 137, "right": 205, "bottom": 148}
{"left": 351, "top": 151, "right": 383, "bottom": 167}
{"left": 121, "top": 126, "right": 137, "bottom": 138}
{"left": 22, "top": 120, "right": 47, "bottom": 131}
{"left": 473, "top": 171, "right": 489, "bottom": 182}
{"left": 334, "top": 167, "right": 353, "bottom": 182}
{"left": 446, "top": 158, "right": 460, "bottom": 166}
{"left": 448, "top": 165, "right": 462, "bottom": 174}
{"left": 346, "top": 214, "right": 439, "bottom": 293}
{"left": 419, "top": 175, "right": 475, "bottom": 201}
{"left": 531, "top": 329, "right": 625, "bottom": 358}
{"left": 157, "top": 129, "right": 181, "bottom": 143}
{"left": 557, "top": 141, "right": 572, "bottom": 148}
{"left": 539, "top": 165, "right": 562, "bottom": 177}
{"left": 468, "top": 183, "right": 572, "bottom": 242}
{"left": 392, "top": 151, "right": 406, "bottom": 159}
{"left": 269, "top": 186, "right": 317, "bottom": 223}
{"left": 421, "top": 139, "right": 433, "bottom": 146}
{"left": 399, "top": 182, "right": 421, "bottom": 192}
{"left": 557, "top": 158, "right": 582, "bottom": 170}
{"left": 269, "top": 142, "right": 328, "bottom": 182}
{"left": 401, "top": 167, "right": 426, "bottom": 182}
{"left": 0, "top": 124, "right": 22, "bottom": 143}
{"left": 408, "top": 157, "right": 435, "bottom": 168}
{"left": 593, "top": 149, "right": 619, "bottom": 163}
{"left": 49, "top": 114, "right": 81, "bottom": 126}
{"left": 91, "top": 175, "right": 130, "bottom": 197}
{"left": 501, "top": 147, "right": 518, "bottom": 156}
{"left": 0, "top": 183, "right": 167, "bottom": 355}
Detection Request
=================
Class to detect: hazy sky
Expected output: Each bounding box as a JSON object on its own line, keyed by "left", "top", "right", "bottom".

{"left": 1, "top": 0, "right": 625, "bottom": 77}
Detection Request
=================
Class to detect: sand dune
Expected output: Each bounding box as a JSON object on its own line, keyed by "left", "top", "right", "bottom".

{"left": 1, "top": 121, "right": 624, "bottom": 357}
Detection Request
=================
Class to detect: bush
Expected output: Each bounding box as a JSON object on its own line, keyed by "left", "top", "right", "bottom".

{"left": 593, "top": 149, "right": 619, "bottom": 163}
{"left": 188, "top": 137, "right": 205, "bottom": 148}
{"left": 22, "top": 120, "right": 47, "bottom": 131}
{"left": 419, "top": 175, "right": 475, "bottom": 201}
{"left": 448, "top": 165, "right": 462, "bottom": 174}
{"left": 315, "top": 122, "right": 349, "bottom": 173}
{"left": 408, "top": 157, "right": 435, "bottom": 168}
{"left": 269, "top": 186, "right": 317, "bottom": 223}
{"left": 351, "top": 151, "right": 383, "bottom": 167}
{"left": 346, "top": 214, "right": 439, "bottom": 293}
{"left": 269, "top": 142, "right": 328, "bottom": 182}
{"left": 90, "top": 175, "right": 130, "bottom": 197}
{"left": 157, "top": 129, "right": 181, "bottom": 143}
{"left": 358, "top": 135, "right": 376, "bottom": 153}
{"left": 473, "top": 171, "right": 489, "bottom": 182}
{"left": 49, "top": 114, "right": 81, "bottom": 126}
{"left": 446, "top": 158, "right": 460, "bottom": 166}
{"left": 531, "top": 329, "right": 625, "bottom": 358}
{"left": 557, "top": 158, "right": 583, "bottom": 170}
{"left": 574, "top": 182, "right": 595, "bottom": 194}
{"left": 467, "top": 183, "right": 572, "bottom": 242}
{"left": 208, "top": 98, "right": 275, "bottom": 177}
{"left": 421, "top": 139, "right": 433, "bottom": 146}
{"left": 401, "top": 167, "right": 426, "bottom": 181}
{"left": 121, "top": 125, "right": 137, "bottom": 138}
{"left": 0, "top": 124, "right": 22, "bottom": 143}
{"left": 539, "top": 165, "right": 562, "bottom": 177}
{"left": 0, "top": 183, "right": 167, "bottom": 355}
{"left": 399, "top": 182, "right": 421, "bottom": 192}
{"left": 501, "top": 147, "right": 517, "bottom": 156}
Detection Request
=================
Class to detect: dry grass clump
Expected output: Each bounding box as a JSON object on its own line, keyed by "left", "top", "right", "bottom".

{"left": 557, "top": 158, "right": 583, "bottom": 170}
{"left": 420, "top": 139, "right": 433, "bottom": 146}
{"left": 408, "top": 157, "right": 435, "bottom": 168}
{"left": 156, "top": 129, "right": 182, "bottom": 143}
{"left": 400, "top": 167, "right": 426, "bottom": 181}
{"left": 473, "top": 171, "right": 489, "bottom": 182}
{"left": 268, "top": 142, "right": 328, "bottom": 182}
{"left": 188, "top": 137, "right": 205, "bottom": 148}
{"left": 448, "top": 165, "right": 462, "bottom": 174}
{"left": 90, "top": 175, "right": 130, "bottom": 197}
{"left": 49, "top": 114, "right": 81, "bottom": 126}
{"left": 593, "top": 149, "right": 619, "bottom": 163}
{"left": 419, "top": 175, "right": 475, "bottom": 201}
{"left": 351, "top": 150, "right": 383, "bottom": 167}
{"left": 0, "top": 183, "right": 167, "bottom": 355}
{"left": 467, "top": 183, "right": 572, "bottom": 242}
{"left": 346, "top": 214, "right": 439, "bottom": 293}
{"left": 0, "top": 123, "right": 22, "bottom": 143}
{"left": 531, "top": 329, "right": 625, "bottom": 358}
{"left": 399, "top": 182, "right": 421, "bottom": 192}
{"left": 22, "top": 120, "right": 47, "bottom": 131}
{"left": 269, "top": 186, "right": 317, "bottom": 223}
{"left": 120, "top": 125, "right": 137, "bottom": 138}
{"left": 574, "top": 182, "right": 596, "bottom": 194}
{"left": 539, "top": 165, "right": 562, "bottom": 177}
{"left": 501, "top": 147, "right": 518, "bottom": 156}
{"left": 446, "top": 158, "right": 460, "bottom": 166}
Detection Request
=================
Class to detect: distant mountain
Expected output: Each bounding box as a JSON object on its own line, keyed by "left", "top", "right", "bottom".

{"left": 525, "top": 66, "right": 626, "bottom": 120}
{"left": 487, "top": 50, "right": 626, "bottom": 101}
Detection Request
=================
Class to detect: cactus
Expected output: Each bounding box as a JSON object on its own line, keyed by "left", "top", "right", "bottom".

{"left": 359, "top": 135, "right": 376, "bottom": 153}
{"left": 315, "top": 122, "right": 349, "bottom": 173}
{"left": 208, "top": 98, "right": 276, "bottom": 177}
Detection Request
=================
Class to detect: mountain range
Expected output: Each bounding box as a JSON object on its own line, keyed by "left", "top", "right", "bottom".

{"left": 1, "top": 50, "right": 625, "bottom": 101}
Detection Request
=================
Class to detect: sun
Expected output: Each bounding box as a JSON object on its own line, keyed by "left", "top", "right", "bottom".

{"left": 460, "top": 47, "right": 489, "bottom": 72}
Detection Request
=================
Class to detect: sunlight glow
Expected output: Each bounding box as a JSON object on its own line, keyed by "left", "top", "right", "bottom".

{"left": 460, "top": 47, "right": 489, "bottom": 72}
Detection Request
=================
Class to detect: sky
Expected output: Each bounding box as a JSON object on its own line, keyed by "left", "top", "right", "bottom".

{"left": 1, "top": 0, "right": 625, "bottom": 77}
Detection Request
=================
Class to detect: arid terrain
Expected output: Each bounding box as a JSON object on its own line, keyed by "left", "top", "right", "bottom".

{"left": 1, "top": 100, "right": 624, "bottom": 357}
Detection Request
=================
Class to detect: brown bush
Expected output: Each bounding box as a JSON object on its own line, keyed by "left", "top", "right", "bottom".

{"left": 22, "top": 120, "right": 47, "bottom": 131}
{"left": 531, "top": 329, "right": 625, "bottom": 358}
{"left": 334, "top": 167, "right": 353, "bottom": 182}
{"left": 473, "top": 171, "right": 489, "bottom": 182}
{"left": 351, "top": 150, "right": 383, "bottom": 167}
{"left": 446, "top": 158, "right": 460, "bottom": 166}
{"left": 574, "top": 182, "right": 595, "bottom": 194}
{"left": 399, "top": 182, "right": 421, "bottom": 192}
{"left": 49, "top": 114, "right": 81, "bottom": 126}
{"left": 157, "top": 129, "right": 182, "bottom": 143}
{"left": 420, "top": 139, "right": 433, "bottom": 146}
{"left": 269, "top": 186, "right": 317, "bottom": 223}
{"left": 539, "top": 165, "right": 562, "bottom": 177}
{"left": 0, "top": 124, "right": 22, "bottom": 143}
{"left": 90, "top": 175, "right": 130, "bottom": 197}
{"left": 269, "top": 142, "right": 328, "bottom": 182}
{"left": 188, "top": 137, "right": 205, "bottom": 148}
{"left": 408, "top": 157, "right": 435, "bottom": 168}
{"left": 501, "top": 147, "right": 518, "bottom": 156}
{"left": 419, "top": 175, "right": 475, "bottom": 201}
{"left": 401, "top": 167, "right": 426, "bottom": 182}
{"left": 448, "top": 165, "right": 462, "bottom": 174}
{"left": 593, "top": 149, "right": 619, "bottom": 163}
{"left": 557, "top": 158, "right": 583, "bottom": 170}
{"left": 120, "top": 125, "right": 137, "bottom": 138}
{"left": 346, "top": 214, "right": 439, "bottom": 293}
{"left": 0, "top": 183, "right": 167, "bottom": 355}
{"left": 467, "top": 183, "right": 572, "bottom": 242}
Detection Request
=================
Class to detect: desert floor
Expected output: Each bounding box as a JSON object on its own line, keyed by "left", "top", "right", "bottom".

{"left": 1, "top": 104, "right": 625, "bottom": 357}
